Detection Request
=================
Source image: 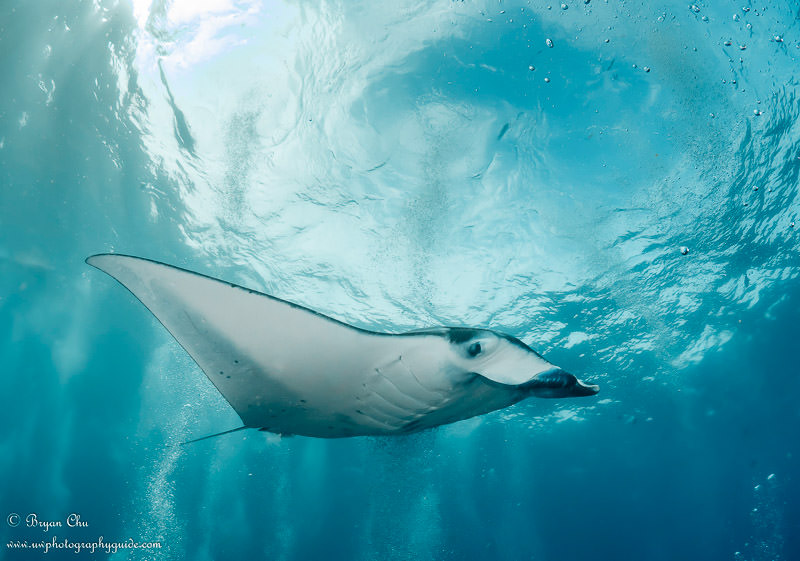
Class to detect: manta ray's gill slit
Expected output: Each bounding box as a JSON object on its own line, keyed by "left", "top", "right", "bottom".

{"left": 398, "top": 356, "right": 448, "bottom": 399}
{"left": 365, "top": 389, "right": 413, "bottom": 419}
{"left": 356, "top": 402, "right": 409, "bottom": 430}
{"left": 373, "top": 366, "right": 434, "bottom": 409}
{"left": 377, "top": 355, "right": 444, "bottom": 401}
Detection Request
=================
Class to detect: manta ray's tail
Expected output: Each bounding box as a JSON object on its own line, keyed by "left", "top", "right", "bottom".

{"left": 178, "top": 425, "right": 249, "bottom": 446}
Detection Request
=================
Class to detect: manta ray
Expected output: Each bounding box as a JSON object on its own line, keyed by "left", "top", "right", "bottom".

{"left": 87, "top": 254, "right": 598, "bottom": 439}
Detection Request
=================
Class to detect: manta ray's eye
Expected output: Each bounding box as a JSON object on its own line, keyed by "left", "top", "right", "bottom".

{"left": 467, "top": 342, "right": 482, "bottom": 357}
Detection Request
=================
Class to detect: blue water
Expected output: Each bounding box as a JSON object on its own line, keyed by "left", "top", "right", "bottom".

{"left": 1, "top": 0, "right": 799, "bottom": 559}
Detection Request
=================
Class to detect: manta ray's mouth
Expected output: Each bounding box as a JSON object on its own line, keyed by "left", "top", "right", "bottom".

{"left": 524, "top": 368, "right": 599, "bottom": 398}
{"left": 572, "top": 378, "right": 601, "bottom": 397}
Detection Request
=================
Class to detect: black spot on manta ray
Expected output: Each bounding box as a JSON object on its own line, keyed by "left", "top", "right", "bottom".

{"left": 497, "top": 122, "right": 510, "bottom": 140}
{"left": 446, "top": 328, "right": 482, "bottom": 344}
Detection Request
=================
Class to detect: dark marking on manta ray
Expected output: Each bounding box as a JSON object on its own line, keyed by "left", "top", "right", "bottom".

{"left": 497, "top": 123, "right": 510, "bottom": 140}
{"left": 447, "top": 327, "right": 481, "bottom": 344}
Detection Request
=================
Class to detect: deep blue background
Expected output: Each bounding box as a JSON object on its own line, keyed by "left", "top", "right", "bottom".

{"left": 1, "top": 1, "right": 799, "bottom": 559}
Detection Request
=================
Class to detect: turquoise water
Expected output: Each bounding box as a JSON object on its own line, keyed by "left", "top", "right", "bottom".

{"left": 1, "top": 0, "right": 799, "bottom": 559}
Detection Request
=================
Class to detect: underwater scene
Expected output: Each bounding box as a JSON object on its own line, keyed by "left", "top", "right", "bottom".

{"left": 1, "top": 0, "right": 799, "bottom": 559}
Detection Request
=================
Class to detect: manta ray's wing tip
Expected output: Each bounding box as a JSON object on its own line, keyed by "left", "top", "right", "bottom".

{"left": 86, "top": 253, "right": 139, "bottom": 270}
{"left": 85, "top": 253, "right": 119, "bottom": 266}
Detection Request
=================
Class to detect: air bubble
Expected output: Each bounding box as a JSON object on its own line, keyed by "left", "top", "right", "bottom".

{"left": 561, "top": 3, "right": 568, "bottom": 10}
{"left": 546, "top": 38, "right": 554, "bottom": 48}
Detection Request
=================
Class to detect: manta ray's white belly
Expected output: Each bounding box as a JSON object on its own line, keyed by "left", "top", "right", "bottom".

{"left": 245, "top": 338, "right": 521, "bottom": 438}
